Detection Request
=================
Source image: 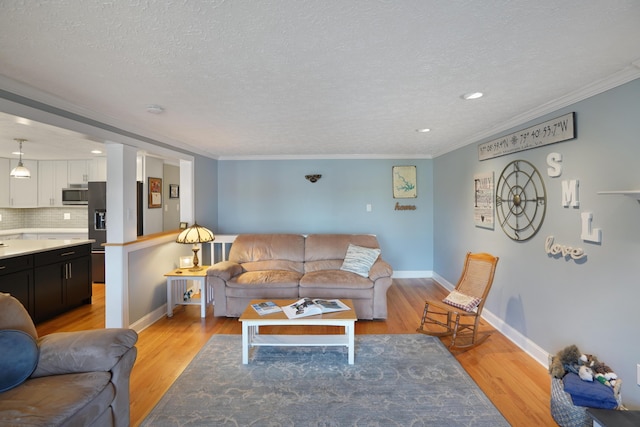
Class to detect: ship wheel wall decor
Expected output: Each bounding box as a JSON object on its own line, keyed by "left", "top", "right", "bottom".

{"left": 495, "top": 160, "right": 547, "bottom": 241}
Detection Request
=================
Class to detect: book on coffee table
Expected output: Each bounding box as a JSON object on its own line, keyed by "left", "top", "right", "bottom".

{"left": 250, "top": 301, "right": 282, "bottom": 315}
{"left": 281, "top": 298, "right": 350, "bottom": 319}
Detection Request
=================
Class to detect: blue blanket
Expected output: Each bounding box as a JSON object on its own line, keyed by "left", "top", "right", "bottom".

{"left": 563, "top": 372, "right": 617, "bottom": 409}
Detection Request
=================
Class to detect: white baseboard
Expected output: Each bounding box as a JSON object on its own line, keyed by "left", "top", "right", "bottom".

{"left": 130, "top": 304, "right": 167, "bottom": 333}
{"left": 412, "top": 271, "right": 549, "bottom": 368}
{"left": 392, "top": 270, "right": 432, "bottom": 278}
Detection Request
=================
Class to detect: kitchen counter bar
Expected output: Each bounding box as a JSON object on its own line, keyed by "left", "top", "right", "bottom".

{"left": 0, "top": 239, "right": 94, "bottom": 259}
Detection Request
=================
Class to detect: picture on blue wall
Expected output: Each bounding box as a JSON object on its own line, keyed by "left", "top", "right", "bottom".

{"left": 474, "top": 172, "right": 494, "bottom": 229}
{"left": 393, "top": 165, "right": 417, "bottom": 198}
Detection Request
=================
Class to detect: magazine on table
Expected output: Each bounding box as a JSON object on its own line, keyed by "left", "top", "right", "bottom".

{"left": 250, "top": 301, "right": 282, "bottom": 315}
{"left": 281, "top": 298, "right": 350, "bottom": 319}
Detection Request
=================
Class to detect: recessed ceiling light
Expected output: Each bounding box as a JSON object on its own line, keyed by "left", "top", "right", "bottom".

{"left": 91, "top": 150, "right": 103, "bottom": 154}
{"left": 146, "top": 104, "right": 165, "bottom": 114}
{"left": 15, "top": 117, "right": 31, "bottom": 126}
{"left": 416, "top": 128, "right": 431, "bottom": 133}
{"left": 462, "top": 92, "right": 484, "bottom": 100}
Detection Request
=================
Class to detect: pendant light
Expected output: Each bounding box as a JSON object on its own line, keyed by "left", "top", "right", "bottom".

{"left": 10, "top": 138, "right": 31, "bottom": 178}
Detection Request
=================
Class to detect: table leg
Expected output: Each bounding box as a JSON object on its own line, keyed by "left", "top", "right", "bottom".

{"left": 199, "top": 278, "right": 206, "bottom": 318}
{"left": 166, "top": 277, "right": 173, "bottom": 318}
{"left": 242, "top": 322, "right": 250, "bottom": 364}
{"left": 346, "top": 321, "right": 355, "bottom": 364}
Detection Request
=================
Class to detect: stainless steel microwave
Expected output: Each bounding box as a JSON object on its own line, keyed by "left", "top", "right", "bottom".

{"left": 62, "top": 186, "right": 89, "bottom": 205}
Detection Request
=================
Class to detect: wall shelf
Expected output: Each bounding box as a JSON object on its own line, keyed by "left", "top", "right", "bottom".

{"left": 597, "top": 190, "right": 640, "bottom": 202}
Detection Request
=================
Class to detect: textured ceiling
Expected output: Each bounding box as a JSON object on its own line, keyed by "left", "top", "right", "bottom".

{"left": 0, "top": 1, "right": 639, "bottom": 160}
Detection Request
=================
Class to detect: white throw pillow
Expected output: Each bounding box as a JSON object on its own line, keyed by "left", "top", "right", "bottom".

{"left": 442, "top": 290, "right": 482, "bottom": 312}
{"left": 340, "top": 244, "right": 381, "bottom": 277}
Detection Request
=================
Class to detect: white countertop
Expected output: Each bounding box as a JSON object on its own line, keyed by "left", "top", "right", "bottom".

{"left": 0, "top": 228, "right": 88, "bottom": 236}
{"left": 0, "top": 239, "right": 94, "bottom": 259}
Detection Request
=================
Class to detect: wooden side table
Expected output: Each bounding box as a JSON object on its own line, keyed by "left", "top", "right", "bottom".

{"left": 165, "top": 266, "right": 213, "bottom": 318}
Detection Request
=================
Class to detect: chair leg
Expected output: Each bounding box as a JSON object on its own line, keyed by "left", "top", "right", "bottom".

{"left": 416, "top": 302, "right": 454, "bottom": 337}
{"left": 449, "top": 316, "right": 491, "bottom": 351}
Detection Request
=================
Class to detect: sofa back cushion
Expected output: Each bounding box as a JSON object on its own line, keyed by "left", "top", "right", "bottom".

{"left": 304, "top": 234, "right": 381, "bottom": 273}
{"left": 229, "top": 234, "right": 305, "bottom": 273}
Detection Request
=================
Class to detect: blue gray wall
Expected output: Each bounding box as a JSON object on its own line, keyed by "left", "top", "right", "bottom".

{"left": 216, "top": 159, "right": 434, "bottom": 273}
{"left": 433, "top": 78, "right": 640, "bottom": 408}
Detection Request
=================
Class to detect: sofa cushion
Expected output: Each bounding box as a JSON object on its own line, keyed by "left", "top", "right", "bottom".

{"left": 300, "top": 270, "right": 374, "bottom": 289}
{"left": 229, "top": 234, "right": 305, "bottom": 273}
{"left": 0, "top": 329, "right": 39, "bottom": 392}
{"left": 340, "top": 244, "right": 381, "bottom": 277}
{"left": 305, "top": 234, "right": 381, "bottom": 265}
{"left": 0, "top": 372, "right": 114, "bottom": 426}
{"left": 228, "top": 270, "right": 302, "bottom": 288}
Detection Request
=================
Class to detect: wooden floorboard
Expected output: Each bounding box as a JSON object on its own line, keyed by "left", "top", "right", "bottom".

{"left": 35, "top": 279, "right": 557, "bottom": 426}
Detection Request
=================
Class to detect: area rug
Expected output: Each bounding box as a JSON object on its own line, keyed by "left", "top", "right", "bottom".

{"left": 142, "top": 334, "right": 508, "bottom": 426}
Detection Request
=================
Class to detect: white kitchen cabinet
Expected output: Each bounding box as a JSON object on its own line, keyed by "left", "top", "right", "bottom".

{"left": 68, "top": 160, "right": 89, "bottom": 184}
{"left": 89, "top": 157, "right": 107, "bottom": 181}
{"left": 10, "top": 159, "right": 38, "bottom": 207}
{"left": 38, "top": 160, "right": 68, "bottom": 207}
{"left": 0, "top": 158, "right": 10, "bottom": 207}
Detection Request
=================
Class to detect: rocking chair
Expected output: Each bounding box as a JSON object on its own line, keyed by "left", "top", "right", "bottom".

{"left": 417, "top": 252, "right": 498, "bottom": 350}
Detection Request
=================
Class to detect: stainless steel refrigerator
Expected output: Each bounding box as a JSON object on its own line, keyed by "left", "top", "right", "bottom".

{"left": 88, "top": 181, "right": 107, "bottom": 283}
{"left": 88, "top": 181, "right": 143, "bottom": 283}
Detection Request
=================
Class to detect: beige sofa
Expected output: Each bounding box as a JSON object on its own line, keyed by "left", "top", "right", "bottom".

{"left": 207, "top": 234, "right": 393, "bottom": 319}
{"left": 0, "top": 293, "right": 138, "bottom": 427}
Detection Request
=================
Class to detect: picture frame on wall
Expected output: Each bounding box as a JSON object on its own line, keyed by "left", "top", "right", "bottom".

{"left": 392, "top": 165, "right": 417, "bottom": 198}
{"left": 148, "top": 177, "right": 162, "bottom": 208}
{"left": 169, "top": 184, "right": 179, "bottom": 199}
{"left": 473, "top": 172, "right": 494, "bottom": 229}
{"left": 179, "top": 222, "right": 188, "bottom": 229}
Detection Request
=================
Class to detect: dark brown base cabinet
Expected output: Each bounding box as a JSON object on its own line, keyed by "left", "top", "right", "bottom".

{"left": 0, "top": 243, "right": 92, "bottom": 323}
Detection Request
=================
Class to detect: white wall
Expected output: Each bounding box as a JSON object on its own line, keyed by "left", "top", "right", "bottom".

{"left": 433, "top": 78, "right": 640, "bottom": 409}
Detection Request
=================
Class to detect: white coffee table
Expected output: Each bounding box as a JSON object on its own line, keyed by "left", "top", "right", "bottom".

{"left": 239, "top": 299, "right": 357, "bottom": 364}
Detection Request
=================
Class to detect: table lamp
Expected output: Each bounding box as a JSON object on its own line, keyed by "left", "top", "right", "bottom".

{"left": 175, "top": 223, "right": 215, "bottom": 271}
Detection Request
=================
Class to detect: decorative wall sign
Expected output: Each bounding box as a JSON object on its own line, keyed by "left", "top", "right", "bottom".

{"left": 148, "top": 177, "right": 162, "bottom": 208}
{"left": 495, "top": 160, "right": 547, "bottom": 241}
{"left": 478, "top": 112, "right": 575, "bottom": 161}
{"left": 545, "top": 236, "right": 586, "bottom": 260}
{"left": 474, "top": 172, "right": 494, "bottom": 229}
{"left": 392, "top": 166, "right": 417, "bottom": 198}
{"left": 394, "top": 202, "right": 416, "bottom": 211}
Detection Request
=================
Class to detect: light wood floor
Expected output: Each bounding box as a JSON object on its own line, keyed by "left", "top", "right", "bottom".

{"left": 35, "top": 279, "right": 557, "bottom": 426}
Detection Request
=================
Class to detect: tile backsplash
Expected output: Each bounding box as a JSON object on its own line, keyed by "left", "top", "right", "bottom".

{"left": 0, "top": 207, "right": 88, "bottom": 230}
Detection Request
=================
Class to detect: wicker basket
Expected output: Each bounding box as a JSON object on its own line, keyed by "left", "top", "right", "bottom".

{"left": 550, "top": 377, "right": 591, "bottom": 427}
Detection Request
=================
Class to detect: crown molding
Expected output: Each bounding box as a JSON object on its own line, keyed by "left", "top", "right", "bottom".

{"left": 433, "top": 61, "right": 640, "bottom": 158}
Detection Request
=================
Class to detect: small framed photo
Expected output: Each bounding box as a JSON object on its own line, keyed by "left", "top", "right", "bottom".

{"left": 179, "top": 222, "right": 188, "bottom": 229}
{"left": 169, "top": 184, "right": 179, "bottom": 199}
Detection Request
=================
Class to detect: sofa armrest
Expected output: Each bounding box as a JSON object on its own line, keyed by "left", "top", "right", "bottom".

{"left": 369, "top": 259, "right": 393, "bottom": 281}
{"left": 207, "top": 261, "right": 244, "bottom": 280}
{"left": 31, "top": 328, "right": 138, "bottom": 378}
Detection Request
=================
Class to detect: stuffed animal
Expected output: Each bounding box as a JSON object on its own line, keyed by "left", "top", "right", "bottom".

{"left": 579, "top": 365, "right": 594, "bottom": 381}
{"left": 593, "top": 361, "right": 618, "bottom": 387}
{"left": 579, "top": 353, "right": 598, "bottom": 368}
{"left": 549, "top": 344, "right": 581, "bottom": 378}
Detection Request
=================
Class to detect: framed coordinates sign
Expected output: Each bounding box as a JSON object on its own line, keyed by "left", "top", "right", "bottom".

{"left": 393, "top": 166, "right": 417, "bottom": 198}
{"left": 478, "top": 112, "right": 575, "bottom": 160}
